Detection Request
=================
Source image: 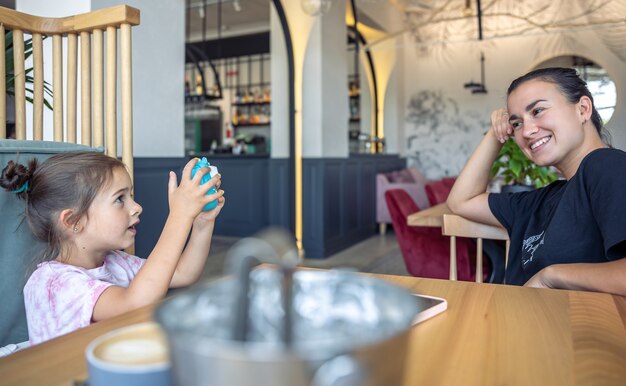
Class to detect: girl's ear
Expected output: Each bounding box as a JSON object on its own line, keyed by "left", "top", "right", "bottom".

{"left": 59, "top": 209, "right": 80, "bottom": 234}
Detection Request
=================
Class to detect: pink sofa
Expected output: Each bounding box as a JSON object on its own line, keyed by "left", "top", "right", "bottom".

{"left": 376, "top": 167, "right": 430, "bottom": 234}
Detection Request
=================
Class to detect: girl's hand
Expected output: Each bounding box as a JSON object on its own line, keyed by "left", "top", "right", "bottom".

{"left": 167, "top": 159, "right": 218, "bottom": 221}
{"left": 490, "top": 108, "right": 513, "bottom": 143}
{"left": 194, "top": 190, "right": 225, "bottom": 228}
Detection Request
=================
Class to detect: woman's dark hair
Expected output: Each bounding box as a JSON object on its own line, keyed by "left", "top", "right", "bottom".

{"left": 507, "top": 67, "right": 610, "bottom": 144}
{"left": 0, "top": 152, "right": 126, "bottom": 263}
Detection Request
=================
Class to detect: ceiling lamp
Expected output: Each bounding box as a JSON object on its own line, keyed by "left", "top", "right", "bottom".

{"left": 301, "top": 0, "right": 332, "bottom": 16}
{"left": 464, "top": 52, "right": 487, "bottom": 94}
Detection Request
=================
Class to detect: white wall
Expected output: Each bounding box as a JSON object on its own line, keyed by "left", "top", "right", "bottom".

{"left": 301, "top": 1, "right": 349, "bottom": 158}
{"left": 270, "top": 3, "right": 289, "bottom": 158}
{"left": 17, "top": 0, "right": 185, "bottom": 157}
{"left": 94, "top": 0, "right": 185, "bottom": 157}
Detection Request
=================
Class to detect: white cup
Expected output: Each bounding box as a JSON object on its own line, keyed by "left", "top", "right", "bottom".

{"left": 85, "top": 322, "right": 172, "bottom": 386}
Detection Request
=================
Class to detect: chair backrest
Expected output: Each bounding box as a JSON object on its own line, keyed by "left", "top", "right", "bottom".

{"left": 385, "top": 189, "right": 467, "bottom": 279}
{"left": 0, "top": 140, "right": 102, "bottom": 346}
{"left": 442, "top": 214, "right": 509, "bottom": 283}
{"left": 0, "top": 5, "right": 139, "bottom": 181}
{"left": 0, "top": 5, "right": 139, "bottom": 347}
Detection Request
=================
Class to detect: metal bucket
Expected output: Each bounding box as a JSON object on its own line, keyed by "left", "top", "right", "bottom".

{"left": 155, "top": 268, "right": 417, "bottom": 386}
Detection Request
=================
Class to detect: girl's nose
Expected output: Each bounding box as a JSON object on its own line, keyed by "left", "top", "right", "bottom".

{"left": 131, "top": 200, "right": 142, "bottom": 216}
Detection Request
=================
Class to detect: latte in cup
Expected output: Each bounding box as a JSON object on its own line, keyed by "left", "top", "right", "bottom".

{"left": 92, "top": 322, "right": 168, "bottom": 365}
{"left": 86, "top": 322, "right": 172, "bottom": 386}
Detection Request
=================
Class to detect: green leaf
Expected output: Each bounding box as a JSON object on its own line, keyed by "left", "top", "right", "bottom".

{"left": 509, "top": 159, "right": 522, "bottom": 178}
{"left": 490, "top": 138, "right": 560, "bottom": 188}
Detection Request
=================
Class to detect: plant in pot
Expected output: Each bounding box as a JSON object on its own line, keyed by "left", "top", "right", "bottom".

{"left": 490, "top": 139, "right": 559, "bottom": 193}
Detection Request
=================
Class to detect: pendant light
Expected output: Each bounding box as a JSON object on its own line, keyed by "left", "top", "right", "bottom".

{"left": 301, "top": 0, "right": 332, "bottom": 16}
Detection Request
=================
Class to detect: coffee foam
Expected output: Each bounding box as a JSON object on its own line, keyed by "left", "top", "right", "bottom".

{"left": 92, "top": 323, "right": 169, "bottom": 366}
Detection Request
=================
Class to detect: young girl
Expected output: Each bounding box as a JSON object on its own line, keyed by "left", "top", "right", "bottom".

{"left": 0, "top": 152, "right": 224, "bottom": 344}
{"left": 447, "top": 67, "right": 626, "bottom": 295}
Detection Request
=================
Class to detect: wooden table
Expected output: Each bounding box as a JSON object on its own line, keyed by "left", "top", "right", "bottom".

{"left": 407, "top": 202, "right": 451, "bottom": 227}
{"left": 408, "top": 203, "right": 507, "bottom": 238}
{"left": 1, "top": 274, "right": 625, "bottom": 386}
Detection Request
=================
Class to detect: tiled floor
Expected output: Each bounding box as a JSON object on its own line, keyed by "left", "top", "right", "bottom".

{"left": 201, "top": 231, "right": 410, "bottom": 280}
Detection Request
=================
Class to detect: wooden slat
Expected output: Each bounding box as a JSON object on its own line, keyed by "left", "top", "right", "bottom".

{"left": 0, "top": 25, "right": 5, "bottom": 138}
{"left": 13, "top": 29, "right": 26, "bottom": 140}
{"left": 32, "top": 32, "right": 44, "bottom": 140}
{"left": 93, "top": 29, "right": 104, "bottom": 148}
{"left": 121, "top": 23, "right": 133, "bottom": 183}
{"left": 449, "top": 236, "right": 457, "bottom": 281}
{"left": 52, "top": 34, "right": 63, "bottom": 141}
{"left": 0, "top": 5, "right": 139, "bottom": 35}
{"left": 476, "top": 238, "right": 483, "bottom": 283}
{"left": 80, "top": 31, "right": 91, "bottom": 146}
{"left": 66, "top": 33, "right": 78, "bottom": 143}
{"left": 106, "top": 26, "right": 117, "bottom": 157}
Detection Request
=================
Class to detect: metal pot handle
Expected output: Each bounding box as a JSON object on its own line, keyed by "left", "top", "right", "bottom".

{"left": 311, "top": 355, "right": 367, "bottom": 386}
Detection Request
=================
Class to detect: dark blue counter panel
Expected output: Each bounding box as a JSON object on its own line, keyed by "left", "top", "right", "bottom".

{"left": 133, "top": 154, "right": 404, "bottom": 259}
{"left": 133, "top": 157, "right": 186, "bottom": 258}
{"left": 302, "top": 154, "right": 406, "bottom": 258}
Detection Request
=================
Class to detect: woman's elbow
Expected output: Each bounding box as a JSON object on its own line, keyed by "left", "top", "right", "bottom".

{"left": 446, "top": 195, "right": 463, "bottom": 214}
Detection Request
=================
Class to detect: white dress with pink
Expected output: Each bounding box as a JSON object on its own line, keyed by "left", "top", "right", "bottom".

{"left": 23, "top": 250, "right": 145, "bottom": 345}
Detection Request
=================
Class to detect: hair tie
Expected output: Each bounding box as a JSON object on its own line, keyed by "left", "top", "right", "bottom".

{"left": 13, "top": 181, "right": 29, "bottom": 194}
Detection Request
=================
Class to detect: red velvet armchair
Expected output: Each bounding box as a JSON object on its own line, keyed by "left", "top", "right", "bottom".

{"left": 385, "top": 189, "right": 486, "bottom": 281}
{"left": 424, "top": 177, "right": 456, "bottom": 206}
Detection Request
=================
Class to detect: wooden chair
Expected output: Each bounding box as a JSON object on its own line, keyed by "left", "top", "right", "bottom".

{"left": 0, "top": 5, "right": 139, "bottom": 181}
{"left": 0, "top": 5, "right": 139, "bottom": 351}
{"left": 442, "top": 214, "right": 509, "bottom": 283}
{"left": 386, "top": 189, "right": 484, "bottom": 281}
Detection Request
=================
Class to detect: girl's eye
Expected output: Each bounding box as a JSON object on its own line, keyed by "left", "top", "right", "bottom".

{"left": 511, "top": 121, "right": 522, "bottom": 130}
{"left": 532, "top": 107, "right": 544, "bottom": 116}
{"left": 115, "top": 195, "right": 124, "bottom": 204}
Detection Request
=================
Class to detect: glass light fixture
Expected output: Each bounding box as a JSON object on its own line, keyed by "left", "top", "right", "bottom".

{"left": 301, "top": 0, "right": 332, "bottom": 16}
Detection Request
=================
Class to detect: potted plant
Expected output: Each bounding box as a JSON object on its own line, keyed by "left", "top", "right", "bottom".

{"left": 490, "top": 139, "right": 559, "bottom": 192}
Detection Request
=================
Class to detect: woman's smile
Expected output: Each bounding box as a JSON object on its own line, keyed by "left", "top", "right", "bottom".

{"left": 529, "top": 135, "right": 552, "bottom": 152}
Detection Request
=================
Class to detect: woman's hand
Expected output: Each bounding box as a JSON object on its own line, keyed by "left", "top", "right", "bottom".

{"left": 524, "top": 265, "right": 558, "bottom": 289}
{"left": 490, "top": 108, "right": 513, "bottom": 144}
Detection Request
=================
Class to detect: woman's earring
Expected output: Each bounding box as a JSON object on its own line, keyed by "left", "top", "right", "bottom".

{"left": 73, "top": 225, "right": 79, "bottom": 233}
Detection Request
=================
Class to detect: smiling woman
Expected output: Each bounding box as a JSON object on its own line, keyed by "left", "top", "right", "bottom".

{"left": 447, "top": 67, "right": 626, "bottom": 297}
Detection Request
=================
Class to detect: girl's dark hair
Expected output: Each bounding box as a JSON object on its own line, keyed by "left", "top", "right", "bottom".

{"left": 0, "top": 152, "right": 126, "bottom": 263}
{"left": 507, "top": 67, "right": 610, "bottom": 144}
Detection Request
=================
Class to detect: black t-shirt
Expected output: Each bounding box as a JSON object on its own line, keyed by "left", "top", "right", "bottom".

{"left": 488, "top": 148, "right": 626, "bottom": 285}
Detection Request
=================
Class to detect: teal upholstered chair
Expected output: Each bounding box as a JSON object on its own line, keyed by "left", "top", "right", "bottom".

{"left": 0, "top": 140, "right": 100, "bottom": 348}
{"left": 0, "top": 5, "right": 139, "bottom": 352}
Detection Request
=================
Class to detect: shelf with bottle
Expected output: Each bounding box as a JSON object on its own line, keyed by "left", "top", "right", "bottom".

{"left": 231, "top": 105, "right": 270, "bottom": 127}
{"left": 231, "top": 86, "right": 271, "bottom": 127}
{"left": 232, "top": 86, "right": 271, "bottom": 105}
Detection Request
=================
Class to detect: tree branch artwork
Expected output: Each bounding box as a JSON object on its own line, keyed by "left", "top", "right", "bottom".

{"left": 386, "top": 0, "right": 625, "bottom": 60}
